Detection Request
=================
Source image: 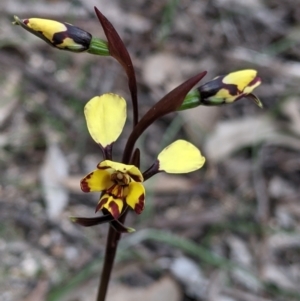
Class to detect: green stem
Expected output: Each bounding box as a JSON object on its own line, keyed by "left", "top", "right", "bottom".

{"left": 88, "top": 38, "right": 110, "bottom": 56}
{"left": 178, "top": 89, "right": 201, "bottom": 110}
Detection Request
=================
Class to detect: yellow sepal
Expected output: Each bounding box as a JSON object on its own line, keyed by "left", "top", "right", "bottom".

{"left": 125, "top": 182, "right": 145, "bottom": 214}
{"left": 25, "top": 18, "right": 67, "bottom": 43}
{"left": 157, "top": 140, "right": 205, "bottom": 173}
{"left": 80, "top": 169, "right": 113, "bottom": 192}
{"left": 98, "top": 160, "right": 143, "bottom": 182}
{"left": 85, "top": 93, "right": 127, "bottom": 148}
{"left": 223, "top": 69, "right": 258, "bottom": 91}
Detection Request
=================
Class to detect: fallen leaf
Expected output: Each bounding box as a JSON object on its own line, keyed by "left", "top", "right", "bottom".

{"left": 107, "top": 276, "right": 181, "bottom": 301}
{"left": 262, "top": 265, "right": 298, "bottom": 291}
{"left": 268, "top": 176, "right": 296, "bottom": 199}
{"left": 205, "top": 116, "right": 300, "bottom": 162}
{"left": 227, "top": 236, "right": 262, "bottom": 292}
{"left": 281, "top": 97, "right": 300, "bottom": 136}
{"left": 40, "top": 143, "right": 69, "bottom": 220}
{"left": 0, "top": 70, "right": 21, "bottom": 127}
{"left": 170, "top": 256, "right": 208, "bottom": 299}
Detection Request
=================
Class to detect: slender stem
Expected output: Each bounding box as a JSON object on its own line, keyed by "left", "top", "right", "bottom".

{"left": 96, "top": 211, "right": 128, "bottom": 301}
{"left": 96, "top": 226, "right": 118, "bottom": 301}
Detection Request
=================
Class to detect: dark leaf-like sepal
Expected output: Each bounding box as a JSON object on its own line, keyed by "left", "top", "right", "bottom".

{"left": 247, "top": 93, "right": 263, "bottom": 108}
{"left": 142, "top": 160, "right": 160, "bottom": 181}
{"left": 110, "top": 219, "right": 135, "bottom": 233}
{"left": 70, "top": 214, "right": 113, "bottom": 227}
{"left": 122, "top": 71, "right": 207, "bottom": 163}
{"left": 94, "top": 7, "right": 138, "bottom": 126}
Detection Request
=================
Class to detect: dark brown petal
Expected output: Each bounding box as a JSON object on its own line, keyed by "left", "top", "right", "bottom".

{"left": 94, "top": 7, "right": 138, "bottom": 126}
{"left": 122, "top": 71, "right": 207, "bottom": 163}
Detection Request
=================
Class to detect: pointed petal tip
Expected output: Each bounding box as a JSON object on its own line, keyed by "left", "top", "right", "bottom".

{"left": 127, "top": 227, "right": 136, "bottom": 233}
{"left": 256, "top": 101, "right": 264, "bottom": 109}
{"left": 95, "top": 198, "right": 107, "bottom": 213}
{"left": 12, "top": 15, "right": 19, "bottom": 25}
{"left": 248, "top": 93, "right": 263, "bottom": 109}
{"left": 110, "top": 220, "right": 136, "bottom": 233}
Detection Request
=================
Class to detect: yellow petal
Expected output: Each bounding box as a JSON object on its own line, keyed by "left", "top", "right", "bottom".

{"left": 84, "top": 93, "right": 127, "bottom": 148}
{"left": 24, "top": 18, "right": 67, "bottom": 43}
{"left": 157, "top": 140, "right": 205, "bottom": 173}
{"left": 98, "top": 160, "right": 143, "bottom": 182}
{"left": 80, "top": 169, "right": 113, "bottom": 192}
{"left": 97, "top": 194, "right": 123, "bottom": 219}
{"left": 213, "top": 88, "right": 237, "bottom": 103}
{"left": 222, "top": 69, "right": 259, "bottom": 92}
{"left": 125, "top": 182, "right": 145, "bottom": 214}
{"left": 13, "top": 16, "right": 92, "bottom": 52}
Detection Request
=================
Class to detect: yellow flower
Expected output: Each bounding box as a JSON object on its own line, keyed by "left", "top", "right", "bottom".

{"left": 81, "top": 160, "right": 145, "bottom": 219}
{"left": 199, "top": 69, "right": 262, "bottom": 107}
{"left": 80, "top": 93, "right": 205, "bottom": 221}
{"left": 13, "top": 16, "right": 92, "bottom": 52}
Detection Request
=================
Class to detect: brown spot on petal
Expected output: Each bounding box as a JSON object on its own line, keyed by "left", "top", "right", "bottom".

{"left": 248, "top": 76, "right": 261, "bottom": 87}
{"left": 80, "top": 174, "right": 92, "bottom": 192}
{"left": 222, "top": 83, "right": 240, "bottom": 96}
{"left": 97, "top": 165, "right": 111, "bottom": 170}
{"left": 95, "top": 197, "right": 108, "bottom": 212}
{"left": 134, "top": 193, "right": 145, "bottom": 214}
{"left": 128, "top": 172, "right": 142, "bottom": 182}
{"left": 109, "top": 201, "right": 121, "bottom": 219}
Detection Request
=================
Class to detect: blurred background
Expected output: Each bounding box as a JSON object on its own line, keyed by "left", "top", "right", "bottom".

{"left": 1, "top": 0, "right": 300, "bottom": 300}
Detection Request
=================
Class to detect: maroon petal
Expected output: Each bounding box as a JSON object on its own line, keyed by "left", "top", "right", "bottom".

{"left": 122, "top": 71, "right": 207, "bottom": 163}
{"left": 94, "top": 7, "right": 138, "bottom": 126}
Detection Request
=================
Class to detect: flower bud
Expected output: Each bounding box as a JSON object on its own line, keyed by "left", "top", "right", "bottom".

{"left": 199, "top": 69, "right": 262, "bottom": 107}
{"left": 13, "top": 16, "right": 109, "bottom": 55}
{"left": 179, "top": 69, "right": 263, "bottom": 110}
